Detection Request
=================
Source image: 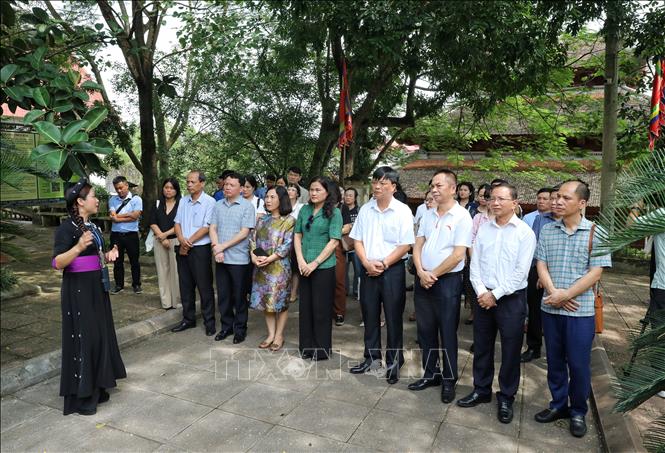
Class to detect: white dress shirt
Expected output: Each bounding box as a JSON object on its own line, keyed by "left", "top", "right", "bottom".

{"left": 350, "top": 197, "right": 415, "bottom": 261}
{"left": 470, "top": 214, "right": 536, "bottom": 300}
{"left": 413, "top": 202, "right": 428, "bottom": 225}
{"left": 418, "top": 202, "right": 473, "bottom": 272}
{"left": 248, "top": 195, "right": 266, "bottom": 216}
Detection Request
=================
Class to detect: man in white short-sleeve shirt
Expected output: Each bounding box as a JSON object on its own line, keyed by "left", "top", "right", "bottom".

{"left": 409, "top": 169, "right": 472, "bottom": 404}
{"left": 349, "top": 166, "right": 415, "bottom": 384}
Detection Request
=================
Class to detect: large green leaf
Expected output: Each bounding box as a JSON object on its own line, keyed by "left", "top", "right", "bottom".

{"left": 73, "top": 91, "right": 89, "bottom": 102}
{"left": 32, "top": 86, "right": 50, "bottom": 107}
{"left": 82, "top": 106, "right": 108, "bottom": 132}
{"left": 22, "top": 110, "right": 45, "bottom": 124}
{"left": 67, "top": 69, "right": 80, "bottom": 86}
{"left": 1, "top": 64, "right": 18, "bottom": 83}
{"left": 80, "top": 153, "right": 105, "bottom": 174}
{"left": 89, "top": 138, "right": 114, "bottom": 154}
{"left": 72, "top": 138, "right": 113, "bottom": 154}
{"left": 30, "top": 47, "right": 47, "bottom": 69}
{"left": 66, "top": 155, "right": 87, "bottom": 178}
{"left": 30, "top": 143, "right": 67, "bottom": 172}
{"left": 80, "top": 80, "right": 103, "bottom": 91}
{"left": 4, "top": 86, "right": 24, "bottom": 102}
{"left": 33, "top": 121, "right": 61, "bottom": 144}
{"left": 66, "top": 131, "right": 89, "bottom": 144}
{"left": 53, "top": 100, "right": 73, "bottom": 113}
{"left": 62, "top": 119, "right": 89, "bottom": 143}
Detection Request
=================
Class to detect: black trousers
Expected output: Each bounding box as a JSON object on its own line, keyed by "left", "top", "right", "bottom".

{"left": 299, "top": 267, "right": 335, "bottom": 356}
{"left": 472, "top": 288, "right": 527, "bottom": 403}
{"left": 524, "top": 266, "right": 544, "bottom": 351}
{"left": 110, "top": 231, "right": 140, "bottom": 288}
{"left": 414, "top": 271, "right": 463, "bottom": 382}
{"left": 360, "top": 261, "right": 406, "bottom": 367}
{"left": 216, "top": 263, "right": 250, "bottom": 335}
{"left": 175, "top": 245, "right": 215, "bottom": 329}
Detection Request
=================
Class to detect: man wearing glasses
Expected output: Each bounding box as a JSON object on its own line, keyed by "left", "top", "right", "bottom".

{"left": 349, "top": 166, "right": 415, "bottom": 384}
{"left": 458, "top": 183, "right": 536, "bottom": 424}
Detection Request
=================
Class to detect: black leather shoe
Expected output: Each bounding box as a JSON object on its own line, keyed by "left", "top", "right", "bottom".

{"left": 171, "top": 321, "right": 195, "bottom": 333}
{"left": 456, "top": 391, "right": 491, "bottom": 407}
{"left": 214, "top": 330, "right": 233, "bottom": 341}
{"left": 520, "top": 349, "right": 541, "bottom": 363}
{"left": 535, "top": 407, "right": 570, "bottom": 423}
{"left": 570, "top": 415, "right": 587, "bottom": 438}
{"left": 386, "top": 366, "right": 399, "bottom": 385}
{"left": 301, "top": 351, "right": 313, "bottom": 360}
{"left": 498, "top": 401, "right": 514, "bottom": 424}
{"left": 205, "top": 327, "right": 216, "bottom": 337}
{"left": 350, "top": 359, "right": 376, "bottom": 374}
{"left": 441, "top": 384, "right": 456, "bottom": 404}
{"left": 408, "top": 377, "right": 442, "bottom": 391}
{"left": 233, "top": 334, "right": 245, "bottom": 344}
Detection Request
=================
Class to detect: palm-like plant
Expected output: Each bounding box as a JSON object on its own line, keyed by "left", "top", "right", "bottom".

{"left": 0, "top": 140, "right": 56, "bottom": 290}
{"left": 594, "top": 146, "right": 665, "bottom": 452}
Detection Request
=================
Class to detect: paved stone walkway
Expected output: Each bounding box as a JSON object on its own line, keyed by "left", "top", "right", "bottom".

{"left": 2, "top": 296, "right": 602, "bottom": 452}
{"left": 1, "top": 222, "right": 164, "bottom": 367}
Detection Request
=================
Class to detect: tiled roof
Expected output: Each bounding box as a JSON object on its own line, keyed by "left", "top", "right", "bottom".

{"left": 400, "top": 161, "right": 602, "bottom": 208}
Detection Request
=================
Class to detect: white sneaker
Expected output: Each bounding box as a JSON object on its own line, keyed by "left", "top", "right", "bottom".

{"left": 658, "top": 390, "right": 665, "bottom": 398}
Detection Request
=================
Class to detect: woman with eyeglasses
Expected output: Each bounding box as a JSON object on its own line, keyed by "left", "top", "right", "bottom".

{"left": 464, "top": 183, "right": 494, "bottom": 325}
{"left": 294, "top": 176, "right": 343, "bottom": 360}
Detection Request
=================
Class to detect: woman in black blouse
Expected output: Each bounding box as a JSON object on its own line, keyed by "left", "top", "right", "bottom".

{"left": 53, "top": 179, "right": 126, "bottom": 415}
{"left": 149, "top": 177, "right": 182, "bottom": 309}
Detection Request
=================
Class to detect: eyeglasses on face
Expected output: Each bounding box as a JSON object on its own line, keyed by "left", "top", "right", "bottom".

{"left": 488, "top": 197, "right": 513, "bottom": 203}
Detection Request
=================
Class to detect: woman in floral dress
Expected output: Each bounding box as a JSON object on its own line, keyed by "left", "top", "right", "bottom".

{"left": 249, "top": 186, "right": 295, "bottom": 351}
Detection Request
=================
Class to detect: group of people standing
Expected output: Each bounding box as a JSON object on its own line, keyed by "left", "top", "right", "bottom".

{"left": 52, "top": 165, "right": 611, "bottom": 441}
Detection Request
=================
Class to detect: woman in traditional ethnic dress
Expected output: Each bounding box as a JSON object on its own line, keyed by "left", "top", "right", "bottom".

{"left": 52, "top": 179, "right": 126, "bottom": 415}
{"left": 249, "top": 186, "right": 295, "bottom": 352}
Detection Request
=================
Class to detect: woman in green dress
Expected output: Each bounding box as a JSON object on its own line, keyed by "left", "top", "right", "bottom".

{"left": 249, "top": 186, "right": 295, "bottom": 352}
{"left": 294, "top": 176, "right": 343, "bottom": 361}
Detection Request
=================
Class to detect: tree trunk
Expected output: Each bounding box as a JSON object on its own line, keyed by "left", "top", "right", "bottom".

{"left": 154, "top": 93, "right": 169, "bottom": 180}
{"left": 600, "top": 4, "right": 619, "bottom": 214}
{"left": 137, "top": 79, "right": 158, "bottom": 231}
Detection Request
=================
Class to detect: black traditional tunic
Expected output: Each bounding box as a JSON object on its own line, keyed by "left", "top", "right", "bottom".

{"left": 53, "top": 220, "right": 126, "bottom": 415}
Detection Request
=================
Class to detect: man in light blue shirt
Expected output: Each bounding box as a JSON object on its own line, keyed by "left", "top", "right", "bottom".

{"left": 534, "top": 180, "right": 611, "bottom": 438}
{"left": 109, "top": 176, "right": 143, "bottom": 294}
{"left": 171, "top": 170, "right": 217, "bottom": 337}
{"left": 522, "top": 187, "right": 552, "bottom": 228}
{"left": 209, "top": 171, "right": 256, "bottom": 344}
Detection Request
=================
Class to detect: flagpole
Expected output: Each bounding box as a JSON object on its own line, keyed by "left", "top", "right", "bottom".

{"left": 340, "top": 145, "right": 346, "bottom": 185}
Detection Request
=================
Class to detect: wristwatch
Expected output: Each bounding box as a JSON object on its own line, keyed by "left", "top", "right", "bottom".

{"left": 381, "top": 260, "right": 388, "bottom": 270}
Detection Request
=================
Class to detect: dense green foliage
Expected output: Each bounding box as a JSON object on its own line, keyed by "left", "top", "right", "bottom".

{"left": 0, "top": 0, "right": 112, "bottom": 180}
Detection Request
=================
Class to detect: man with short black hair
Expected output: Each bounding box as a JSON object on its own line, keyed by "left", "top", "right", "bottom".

{"left": 523, "top": 188, "right": 552, "bottom": 228}
{"left": 534, "top": 179, "right": 611, "bottom": 438}
{"left": 287, "top": 166, "right": 309, "bottom": 203}
{"left": 521, "top": 187, "right": 555, "bottom": 363}
{"left": 213, "top": 170, "right": 233, "bottom": 201}
{"left": 109, "top": 175, "right": 143, "bottom": 294}
{"left": 458, "top": 183, "right": 536, "bottom": 424}
{"left": 349, "top": 166, "right": 415, "bottom": 384}
{"left": 409, "top": 169, "right": 472, "bottom": 404}
{"left": 209, "top": 172, "right": 256, "bottom": 344}
{"left": 171, "top": 170, "right": 217, "bottom": 337}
